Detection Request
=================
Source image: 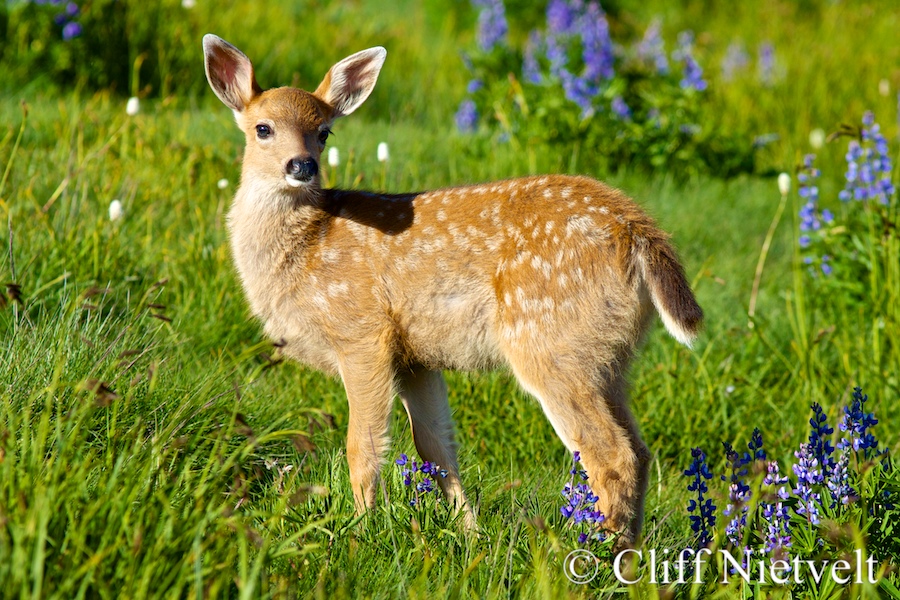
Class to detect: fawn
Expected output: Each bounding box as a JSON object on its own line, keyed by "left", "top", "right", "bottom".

{"left": 203, "top": 34, "right": 703, "bottom": 546}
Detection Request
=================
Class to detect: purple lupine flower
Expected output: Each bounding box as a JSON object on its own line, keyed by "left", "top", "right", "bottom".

{"left": 840, "top": 112, "right": 895, "bottom": 205}
{"left": 721, "top": 41, "right": 749, "bottom": 81}
{"left": 544, "top": 32, "right": 569, "bottom": 80}
{"left": 61, "top": 20, "right": 82, "bottom": 40}
{"left": 758, "top": 41, "right": 775, "bottom": 85}
{"left": 546, "top": 0, "right": 577, "bottom": 35}
{"left": 466, "top": 79, "right": 484, "bottom": 94}
{"left": 396, "top": 453, "right": 447, "bottom": 507}
{"left": 760, "top": 461, "right": 791, "bottom": 559}
{"left": 748, "top": 428, "right": 766, "bottom": 461}
{"left": 808, "top": 402, "right": 836, "bottom": 476}
{"left": 523, "top": 30, "right": 543, "bottom": 84}
{"left": 673, "top": 31, "right": 707, "bottom": 92}
{"left": 753, "top": 133, "right": 780, "bottom": 148}
{"left": 826, "top": 450, "right": 857, "bottom": 507}
{"left": 65, "top": 1, "right": 79, "bottom": 16}
{"left": 473, "top": 0, "right": 508, "bottom": 52}
{"left": 722, "top": 439, "right": 752, "bottom": 551}
{"left": 797, "top": 154, "right": 834, "bottom": 276}
{"left": 684, "top": 448, "right": 716, "bottom": 548}
{"left": 837, "top": 387, "right": 879, "bottom": 455}
{"left": 561, "top": 71, "right": 597, "bottom": 118}
{"left": 561, "top": 452, "right": 606, "bottom": 544}
{"left": 635, "top": 19, "right": 668, "bottom": 75}
{"left": 611, "top": 96, "right": 632, "bottom": 121}
{"left": 792, "top": 442, "right": 824, "bottom": 525}
{"left": 455, "top": 99, "right": 479, "bottom": 133}
{"left": 579, "top": 1, "right": 614, "bottom": 82}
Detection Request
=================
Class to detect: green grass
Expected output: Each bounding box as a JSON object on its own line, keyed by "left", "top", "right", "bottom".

{"left": 1, "top": 0, "right": 899, "bottom": 598}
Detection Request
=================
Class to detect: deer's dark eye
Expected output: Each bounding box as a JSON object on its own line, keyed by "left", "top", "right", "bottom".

{"left": 256, "top": 124, "right": 272, "bottom": 139}
{"left": 318, "top": 129, "right": 331, "bottom": 145}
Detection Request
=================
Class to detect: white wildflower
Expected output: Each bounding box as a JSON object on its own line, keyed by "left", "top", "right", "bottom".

{"left": 182, "top": 0, "right": 196, "bottom": 8}
{"left": 377, "top": 142, "right": 389, "bottom": 163}
{"left": 109, "top": 199, "right": 123, "bottom": 221}
{"left": 328, "top": 146, "right": 340, "bottom": 167}
{"left": 777, "top": 172, "right": 790, "bottom": 196}
{"left": 126, "top": 97, "right": 140, "bottom": 116}
{"left": 879, "top": 79, "right": 890, "bottom": 97}
{"left": 808, "top": 128, "right": 825, "bottom": 149}
{"left": 217, "top": 178, "right": 229, "bottom": 190}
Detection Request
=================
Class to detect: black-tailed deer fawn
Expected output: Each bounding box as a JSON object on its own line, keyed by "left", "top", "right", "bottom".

{"left": 203, "top": 34, "right": 702, "bottom": 546}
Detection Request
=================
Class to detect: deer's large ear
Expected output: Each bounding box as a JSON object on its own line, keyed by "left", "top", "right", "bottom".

{"left": 314, "top": 47, "right": 386, "bottom": 119}
{"left": 203, "top": 34, "right": 262, "bottom": 113}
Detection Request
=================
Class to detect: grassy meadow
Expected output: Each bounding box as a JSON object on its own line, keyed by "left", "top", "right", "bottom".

{"left": 1, "top": 0, "right": 899, "bottom": 597}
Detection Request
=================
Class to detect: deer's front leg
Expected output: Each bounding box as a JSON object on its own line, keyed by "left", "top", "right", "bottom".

{"left": 340, "top": 348, "right": 397, "bottom": 514}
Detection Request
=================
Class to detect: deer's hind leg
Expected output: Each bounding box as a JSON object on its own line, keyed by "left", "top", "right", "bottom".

{"left": 510, "top": 352, "right": 650, "bottom": 546}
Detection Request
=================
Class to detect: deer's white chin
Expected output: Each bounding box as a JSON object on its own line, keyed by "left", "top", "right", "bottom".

{"left": 284, "top": 176, "right": 304, "bottom": 188}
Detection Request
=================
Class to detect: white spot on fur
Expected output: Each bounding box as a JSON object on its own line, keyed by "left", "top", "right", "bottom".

{"left": 321, "top": 248, "right": 341, "bottom": 263}
{"left": 311, "top": 293, "right": 328, "bottom": 309}
{"left": 328, "top": 282, "right": 349, "bottom": 297}
{"left": 566, "top": 215, "right": 594, "bottom": 236}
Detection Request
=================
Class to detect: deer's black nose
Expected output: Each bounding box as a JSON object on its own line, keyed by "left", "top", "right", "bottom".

{"left": 286, "top": 157, "right": 318, "bottom": 182}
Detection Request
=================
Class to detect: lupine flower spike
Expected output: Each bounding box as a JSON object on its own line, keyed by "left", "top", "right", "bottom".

{"left": 673, "top": 31, "right": 707, "bottom": 92}
{"left": 797, "top": 154, "right": 834, "bottom": 275}
{"left": 722, "top": 429, "right": 764, "bottom": 566}
{"left": 560, "top": 451, "right": 606, "bottom": 544}
{"left": 684, "top": 447, "right": 716, "bottom": 548}
{"left": 395, "top": 453, "right": 448, "bottom": 507}
{"left": 837, "top": 387, "right": 879, "bottom": 456}
{"left": 636, "top": 20, "right": 669, "bottom": 75}
{"left": 473, "top": 0, "right": 508, "bottom": 52}
{"left": 760, "top": 460, "right": 791, "bottom": 560}
{"left": 792, "top": 442, "right": 824, "bottom": 526}
{"left": 839, "top": 112, "right": 894, "bottom": 205}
